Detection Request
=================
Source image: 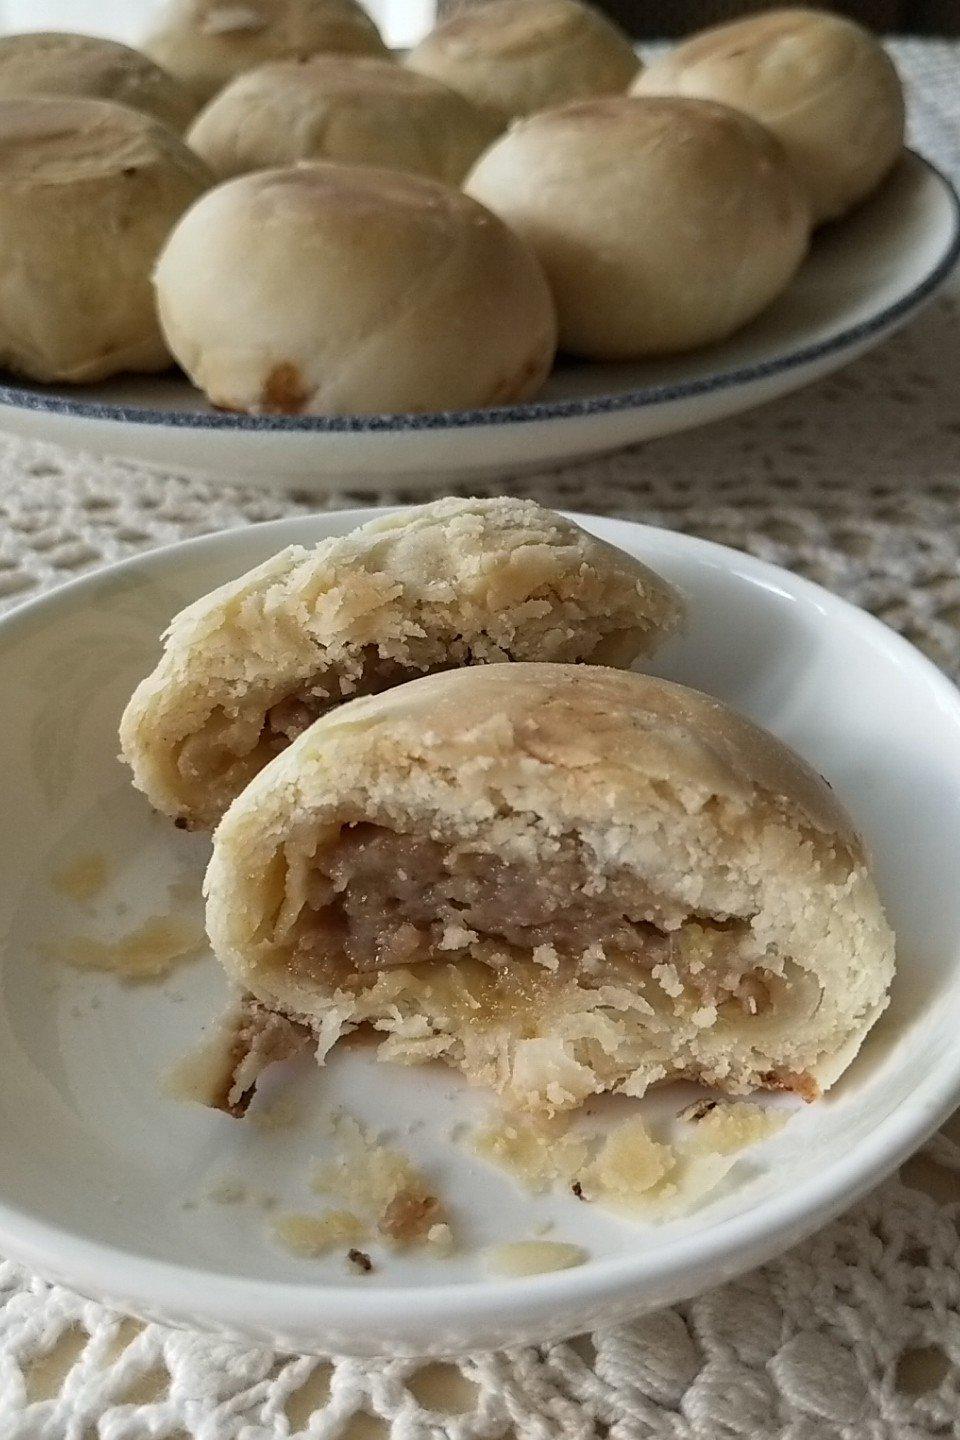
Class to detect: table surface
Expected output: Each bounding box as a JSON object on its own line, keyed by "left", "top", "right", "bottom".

{"left": 2, "top": 36, "right": 960, "bottom": 1440}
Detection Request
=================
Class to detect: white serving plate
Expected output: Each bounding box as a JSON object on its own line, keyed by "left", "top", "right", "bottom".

{"left": 1, "top": 508, "right": 960, "bottom": 1357}
{"left": 0, "top": 151, "right": 956, "bottom": 489}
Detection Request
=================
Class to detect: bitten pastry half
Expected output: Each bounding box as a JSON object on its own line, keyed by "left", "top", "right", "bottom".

{"left": 120, "top": 498, "right": 683, "bottom": 829}
{"left": 205, "top": 664, "right": 895, "bottom": 1115}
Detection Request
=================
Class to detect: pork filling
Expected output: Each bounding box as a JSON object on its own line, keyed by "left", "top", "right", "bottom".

{"left": 286, "top": 823, "right": 776, "bottom": 1017}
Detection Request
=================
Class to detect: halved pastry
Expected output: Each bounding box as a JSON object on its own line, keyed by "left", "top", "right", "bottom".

{"left": 119, "top": 498, "right": 682, "bottom": 829}
{"left": 204, "top": 664, "right": 895, "bottom": 1114}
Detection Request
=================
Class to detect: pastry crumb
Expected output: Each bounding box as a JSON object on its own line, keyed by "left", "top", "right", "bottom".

{"left": 475, "top": 1097, "right": 790, "bottom": 1222}
{"left": 473, "top": 1113, "right": 590, "bottom": 1192}
{"left": 52, "top": 916, "right": 206, "bottom": 981}
{"left": 427, "top": 1222, "right": 454, "bottom": 1253}
{"left": 651, "top": 961, "right": 684, "bottom": 999}
{"left": 589, "top": 1116, "right": 673, "bottom": 1201}
{"left": 379, "top": 1187, "right": 442, "bottom": 1246}
{"left": 347, "top": 1247, "right": 374, "bottom": 1273}
{"left": 51, "top": 852, "right": 110, "bottom": 903}
{"left": 584, "top": 1101, "right": 786, "bottom": 1219}
{"left": 273, "top": 1210, "right": 369, "bottom": 1257}
{"left": 311, "top": 1109, "right": 451, "bottom": 1250}
{"left": 680, "top": 1099, "right": 787, "bottom": 1156}
{"left": 531, "top": 943, "right": 560, "bottom": 971}
{"left": 484, "top": 1241, "right": 587, "bottom": 1277}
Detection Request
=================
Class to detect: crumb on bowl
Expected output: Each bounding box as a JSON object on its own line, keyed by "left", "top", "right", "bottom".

{"left": 483, "top": 1240, "right": 587, "bottom": 1277}
{"left": 273, "top": 1210, "right": 369, "bottom": 1258}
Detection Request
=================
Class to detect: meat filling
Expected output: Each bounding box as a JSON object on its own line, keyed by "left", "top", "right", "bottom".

{"left": 287, "top": 824, "right": 775, "bottom": 1016}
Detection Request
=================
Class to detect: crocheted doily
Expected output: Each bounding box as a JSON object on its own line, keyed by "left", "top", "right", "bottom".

{"left": 1, "top": 37, "right": 960, "bottom": 1440}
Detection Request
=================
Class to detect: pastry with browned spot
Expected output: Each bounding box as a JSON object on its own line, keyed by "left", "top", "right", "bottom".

{"left": 154, "top": 161, "right": 557, "bottom": 415}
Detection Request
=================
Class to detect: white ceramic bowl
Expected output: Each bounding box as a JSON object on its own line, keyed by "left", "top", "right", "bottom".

{"left": 1, "top": 509, "right": 959, "bottom": 1357}
{"left": 0, "top": 151, "right": 955, "bottom": 489}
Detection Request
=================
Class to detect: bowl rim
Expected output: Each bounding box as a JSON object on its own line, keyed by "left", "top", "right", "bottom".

{"left": 2, "top": 508, "right": 960, "bottom": 1340}
{"left": 0, "top": 150, "right": 955, "bottom": 437}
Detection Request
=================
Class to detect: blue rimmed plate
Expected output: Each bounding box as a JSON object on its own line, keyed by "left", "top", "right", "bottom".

{"left": 0, "top": 150, "right": 956, "bottom": 490}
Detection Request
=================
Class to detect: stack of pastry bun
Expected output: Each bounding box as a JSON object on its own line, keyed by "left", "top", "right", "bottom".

{"left": 0, "top": 1, "right": 904, "bottom": 413}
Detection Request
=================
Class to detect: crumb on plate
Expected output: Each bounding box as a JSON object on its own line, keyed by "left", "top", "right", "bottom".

{"left": 473, "top": 1114, "right": 590, "bottom": 1192}
{"left": 311, "top": 1110, "right": 451, "bottom": 1249}
{"left": 273, "top": 1210, "right": 370, "bottom": 1258}
{"left": 474, "top": 1099, "right": 789, "bottom": 1221}
{"left": 484, "top": 1241, "right": 587, "bottom": 1277}
{"left": 52, "top": 916, "right": 206, "bottom": 982}
{"left": 426, "top": 1222, "right": 454, "bottom": 1254}
{"left": 51, "top": 852, "right": 111, "bottom": 903}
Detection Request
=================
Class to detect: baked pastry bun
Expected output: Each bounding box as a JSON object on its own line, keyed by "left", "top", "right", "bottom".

{"left": 0, "top": 97, "right": 210, "bottom": 384}
{"left": 633, "top": 9, "right": 904, "bottom": 225}
{"left": 154, "top": 161, "right": 557, "bottom": 415}
{"left": 205, "top": 664, "right": 895, "bottom": 1114}
{"left": 143, "top": 0, "right": 388, "bottom": 104}
{"left": 406, "top": 0, "right": 639, "bottom": 122}
{"left": 0, "top": 31, "right": 197, "bottom": 132}
{"left": 465, "top": 95, "right": 810, "bottom": 359}
{"left": 188, "top": 55, "right": 500, "bottom": 184}
{"left": 120, "top": 498, "right": 683, "bottom": 829}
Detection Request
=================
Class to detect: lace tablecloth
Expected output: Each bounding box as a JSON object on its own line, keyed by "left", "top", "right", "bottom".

{"left": 3, "top": 37, "right": 960, "bottom": 1440}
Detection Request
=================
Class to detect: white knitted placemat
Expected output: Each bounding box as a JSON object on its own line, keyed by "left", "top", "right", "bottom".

{"left": 2, "top": 37, "right": 960, "bottom": 1440}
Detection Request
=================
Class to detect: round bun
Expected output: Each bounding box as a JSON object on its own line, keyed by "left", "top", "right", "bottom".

{"left": 188, "top": 55, "right": 500, "bottom": 184}
{"left": 155, "top": 162, "right": 558, "bottom": 415}
{"left": 633, "top": 8, "right": 904, "bottom": 224}
{"left": 465, "top": 95, "right": 810, "bottom": 359}
{"left": 0, "top": 97, "right": 210, "bottom": 384}
{"left": 205, "top": 664, "right": 894, "bottom": 1114}
{"left": 0, "top": 31, "right": 197, "bottom": 132}
{"left": 120, "top": 496, "right": 683, "bottom": 828}
{"left": 144, "top": 0, "right": 388, "bottom": 104}
{"left": 405, "top": 0, "right": 639, "bottom": 122}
